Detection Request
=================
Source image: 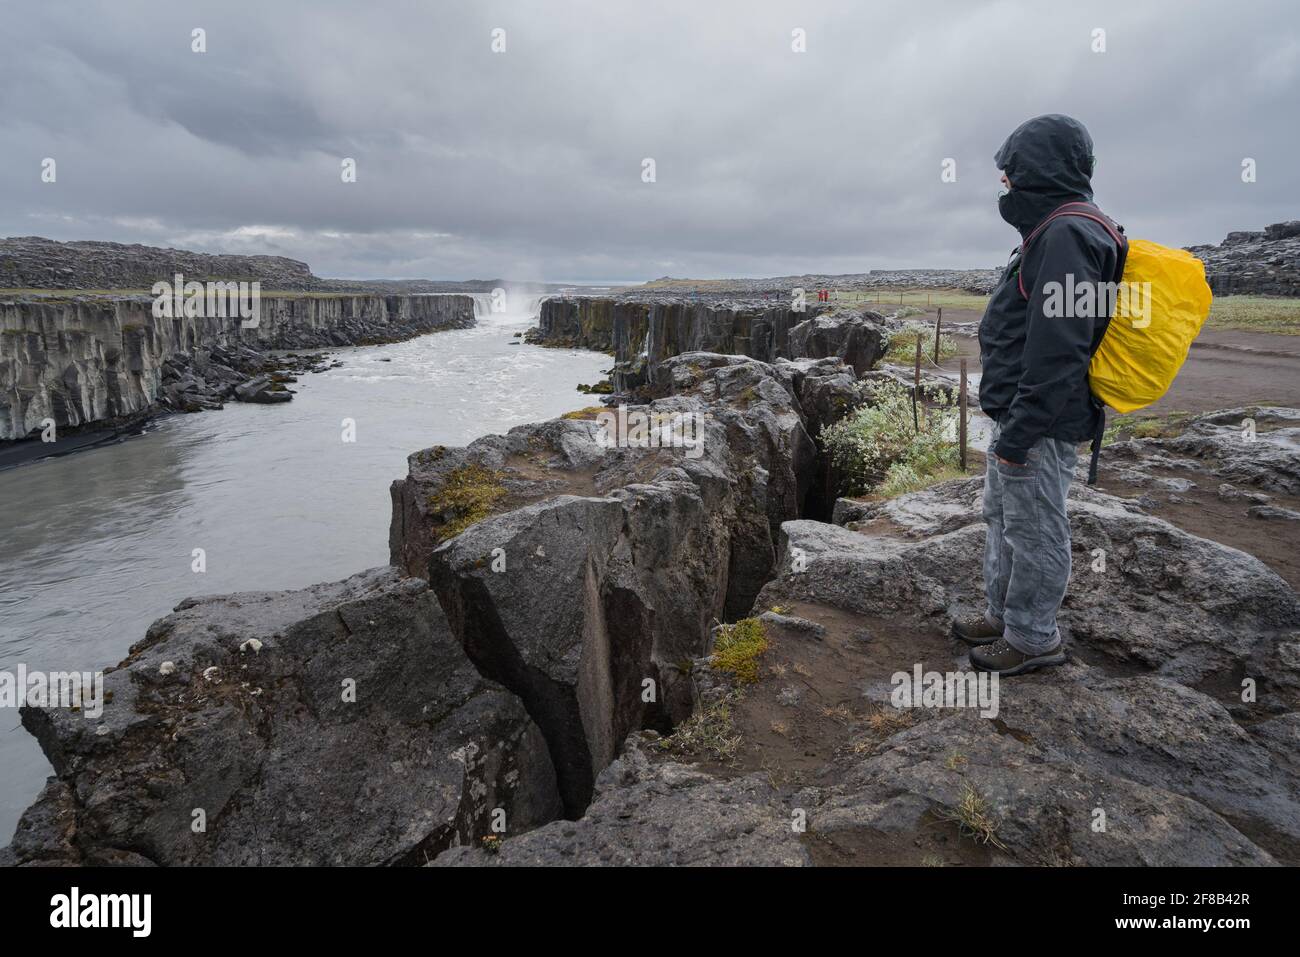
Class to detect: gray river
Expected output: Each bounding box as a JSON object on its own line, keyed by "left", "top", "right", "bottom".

{"left": 0, "top": 299, "right": 608, "bottom": 840}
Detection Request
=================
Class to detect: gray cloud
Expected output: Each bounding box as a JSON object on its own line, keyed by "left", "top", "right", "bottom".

{"left": 2, "top": 0, "right": 1297, "bottom": 281}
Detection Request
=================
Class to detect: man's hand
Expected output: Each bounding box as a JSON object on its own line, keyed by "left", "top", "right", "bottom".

{"left": 995, "top": 454, "right": 1026, "bottom": 468}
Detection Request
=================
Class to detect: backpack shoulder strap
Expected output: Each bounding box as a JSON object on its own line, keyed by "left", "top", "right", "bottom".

{"left": 1016, "top": 202, "right": 1127, "bottom": 299}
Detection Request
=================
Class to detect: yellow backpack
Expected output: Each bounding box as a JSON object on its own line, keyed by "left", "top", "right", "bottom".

{"left": 1089, "top": 238, "right": 1213, "bottom": 413}
{"left": 1019, "top": 202, "right": 1213, "bottom": 480}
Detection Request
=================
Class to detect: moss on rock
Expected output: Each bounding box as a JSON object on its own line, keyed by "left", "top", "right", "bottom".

{"left": 711, "top": 617, "right": 769, "bottom": 684}
{"left": 427, "top": 464, "right": 509, "bottom": 543}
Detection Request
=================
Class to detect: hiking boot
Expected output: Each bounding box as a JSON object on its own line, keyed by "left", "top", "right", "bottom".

{"left": 969, "top": 638, "right": 1066, "bottom": 676}
{"left": 951, "top": 613, "right": 1002, "bottom": 646}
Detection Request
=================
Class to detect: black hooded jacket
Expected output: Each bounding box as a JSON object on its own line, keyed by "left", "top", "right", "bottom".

{"left": 979, "top": 114, "right": 1123, "bottom": 464}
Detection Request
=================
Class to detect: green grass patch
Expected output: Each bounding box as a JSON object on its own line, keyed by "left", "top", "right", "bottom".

{"left": 1204, "top": 295, "right": 1300, "bottom": 335}
{"left": 1102, "top": 410, "right": 1195, "bottom": 446}
{"left": 883, "top": 320, "right": 958, "bottom": 365}
{"left": 825, "top": 287, "right": 992, "bottom": 312}
{"left": 877, "top": 463, "right": 969, "bottom": 498}
{"left": 561, "top": 406, "right": 606, "bottom": 420}
{"left": 710, "top": 618, "right": 769, "bottom": 685}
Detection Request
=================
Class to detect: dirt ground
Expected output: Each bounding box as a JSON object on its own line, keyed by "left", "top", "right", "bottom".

{"left": 736, "top": 602, "right": 997, "bottom": 866}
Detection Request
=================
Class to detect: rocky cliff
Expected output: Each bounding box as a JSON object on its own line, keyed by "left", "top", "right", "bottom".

{"left": 433, "top": 405, "right": 1300, "bottom": 868}
{"left": 0, "top": 293, "right": 474, "bottom": 442}
{"left": 5, "top": 351, "right": 865, "bottom": 863}
{"left": 1186, "top": 220, "right": 1300, "bottom": 296}
{"left": 0, "top": 237, "right": 322, "bottom": 292}
{"left": 389, "top": 354, "right": 861, "bottom": 814}
{"left": 0, "top": 236, "right": 578, "bottom": 298}
{"left": 5, "top": 568, "right": 561, "bottom": 865}
{"left": 7, "top": 333, "right": 1300, "bottom": 865}
{"left": 530, "top": 296, "right": 887, "bottom": 392}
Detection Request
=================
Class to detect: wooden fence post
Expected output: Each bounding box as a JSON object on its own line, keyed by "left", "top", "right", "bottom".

{"left": 959, "top": 358, "right": 968, "bottom": 470}
{"left": 933, "top": 307, "right": 943, "bottom": 365}
{"left": 912, "top": 335, "right": 922, "bottom": 431}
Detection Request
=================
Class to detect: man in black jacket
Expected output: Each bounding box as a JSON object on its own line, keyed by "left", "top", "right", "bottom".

{"left": 953, "top": 114, "right": 1123, "bottom": 676}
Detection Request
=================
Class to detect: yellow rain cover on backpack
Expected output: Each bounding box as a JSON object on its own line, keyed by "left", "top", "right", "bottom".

{"left": 1089, "top": 240, "right": 1212, "bottom": 414}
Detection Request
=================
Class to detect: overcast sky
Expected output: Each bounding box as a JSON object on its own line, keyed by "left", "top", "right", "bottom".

{"left": 2, "top": 0, "right": 1297, "bottom": 281}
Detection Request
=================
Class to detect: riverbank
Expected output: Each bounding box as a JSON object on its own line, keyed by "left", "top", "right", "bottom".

{"left": 0, "top": 314, "right": 608, "bottom": 840}
{"left": 0, "top": 346, "right": 345, "bottom": 472}
{"left": 0, "top": 292, "right": 477, "bottom": 444}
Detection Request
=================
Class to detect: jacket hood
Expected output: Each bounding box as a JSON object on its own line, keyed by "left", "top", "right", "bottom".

{"left": 995, "top": 114, "right": 1095, "bottom": 236}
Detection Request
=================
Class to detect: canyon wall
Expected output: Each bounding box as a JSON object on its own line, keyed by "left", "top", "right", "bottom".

{"left": 532, "top": 296, "right": 892, "bottom": 393}
{"left": 531, "top": 296, "right": 877, "bottom": 390}
{"left": 535, "top": 296, "right": 817, "bottom": 358}
{"left": 0, "top": 293, "right": 475, "bottom": 441}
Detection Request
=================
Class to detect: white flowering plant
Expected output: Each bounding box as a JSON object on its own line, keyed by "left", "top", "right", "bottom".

{"left": 821, "top": 379, "right": 960, "bottom": 497}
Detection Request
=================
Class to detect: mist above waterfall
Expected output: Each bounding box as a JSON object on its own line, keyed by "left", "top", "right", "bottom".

{"left": 470, "top": 288, "right": 550, "bottom": 325}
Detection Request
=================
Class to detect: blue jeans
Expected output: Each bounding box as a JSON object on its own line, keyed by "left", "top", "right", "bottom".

{"left": 982, "top": 421, "right": 1077, "bottom": 655}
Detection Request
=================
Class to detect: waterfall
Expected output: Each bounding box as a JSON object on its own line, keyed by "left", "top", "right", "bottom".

{"left": 470, "top": 289, "right": 548, "bottom": 325}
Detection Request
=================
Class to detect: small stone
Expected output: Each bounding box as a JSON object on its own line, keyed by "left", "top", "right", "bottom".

{"left": 1248, "top": 504, "right": 1300, "bottom": 522}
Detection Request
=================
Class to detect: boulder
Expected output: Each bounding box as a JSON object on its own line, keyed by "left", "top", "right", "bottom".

{"left": 785, "top": 481, "right": 1300, "bottom": 692}
{"left": 430, "top": 485, "right": 725, "bottom": 815}
{"left": 6, "top": 567, "right": 561, "bottom": 866}
{"left": 233, "top": 374, "right": 291, "bottom": 404}
{"left": 786, "top": 309, "right": 888, "bottom": 378}
{"left": 1264, "top": 221, "right": 1300, "bottom": 242}
{"left": 771, "top": 355, "right": 865, "bottom": 436}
